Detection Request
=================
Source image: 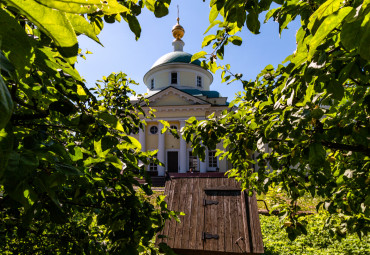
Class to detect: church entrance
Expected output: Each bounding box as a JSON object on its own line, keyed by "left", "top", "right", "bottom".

{"left": 167, "top": 151, "right": 178, "bottom": 172}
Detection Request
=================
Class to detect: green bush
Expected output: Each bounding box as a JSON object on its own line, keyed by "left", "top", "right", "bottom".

{"left": 261, "top": 212, "right": 370, "bottom": 255}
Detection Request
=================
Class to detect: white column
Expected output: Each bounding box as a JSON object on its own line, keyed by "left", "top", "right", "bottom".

{"left": 157, "top": 122, "right": 165, "bottom": 176}
{"left": 139, "top": 126, "right": 146, "bottom": 152}
{"left": 200, "top": 147, "right": 207, "bottom": 173}
{"left": 138, "top": 126, "right": 146, "bottom": 169}
{"left": 179, "top": 120, "right": 187, "bottom": 173}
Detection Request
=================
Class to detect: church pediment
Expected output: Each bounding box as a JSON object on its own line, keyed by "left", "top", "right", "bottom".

{"left": 146, "top": 86, "right": 210, "bottom": 107}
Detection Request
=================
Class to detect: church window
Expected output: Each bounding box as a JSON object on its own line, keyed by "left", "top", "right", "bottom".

{"left": 189, "top": 151, "right": 198, "bottom": 171}
{"left": 170, "top": 125, "right": 177, "bottom": 130}
{"left": 171, "top": 72, "right": 178, "bottom": 84}
{"left": 150, "top": 79, "right": 155, "bottom": 89}
{"left": 150, "top": 126, "right": 158, "bottom": 134}
{"left": 197, "top": 76, "right": 202, "bottom": 87}
{"left": 208, "top": 150, "right": 218, "bottom": 168}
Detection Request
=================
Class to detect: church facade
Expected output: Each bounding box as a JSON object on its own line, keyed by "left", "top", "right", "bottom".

{"left": 132, "top": 19, "right": 230, "bottom": 177}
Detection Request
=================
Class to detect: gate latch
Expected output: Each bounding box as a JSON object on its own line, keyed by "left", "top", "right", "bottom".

{"left": 203, "top": 199, "right": 219, "bottom": 206}
{"left": 202, "top": 232, "right": 219, "bottom": 240}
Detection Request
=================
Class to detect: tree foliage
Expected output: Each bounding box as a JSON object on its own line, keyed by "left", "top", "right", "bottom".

{"left": 187, "top": 0, "right": 370, "bottom": 239}
{"left": 0, "top": 0, "right": 175, "bottom": 254}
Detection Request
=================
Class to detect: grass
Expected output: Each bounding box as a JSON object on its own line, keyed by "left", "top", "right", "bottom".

{"left": 261, "top": 213, "right": 370, "bottom": 255}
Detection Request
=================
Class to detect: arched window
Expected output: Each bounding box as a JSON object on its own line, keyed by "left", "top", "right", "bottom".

{"left": 170, "top": 125, "right": 178, "bottom": 130}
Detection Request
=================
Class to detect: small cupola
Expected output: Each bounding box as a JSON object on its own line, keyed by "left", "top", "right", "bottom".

{"left": 143, "top": 15, "right": 213, "bottom": 93}
{"left": 172, "top": 17, "right": 185, "bottom": 51}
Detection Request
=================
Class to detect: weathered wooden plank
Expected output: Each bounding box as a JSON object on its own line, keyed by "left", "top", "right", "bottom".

{"left": 180, "top": 177, "right": 193, "bottom": 249}
{"left": 188, "top": 177, "right": 199, "bottom": 250}
{"left": 203, "top": 178, "right": 213, "bottom": 251}
{"left": 247, "top": 192, "right": 264, "bottom": 254}
{"left": 235, "top": 191, "right": 245, "bottom": 253}
{"left": 168, "top": 179, "right": 181, "bottom": 247}
{"left": 195, "top": 178, "right": 205, "bottom": 250}
{"left": 216, "top": 179, "right": 225, "bottom": 252}
{"left": 240, "top": 191, "right": 251, "bottom": 253}
{"left": 173, "top": 179, "right": 188, "bottom": 248}
{"left": 231, "top": 193, "right": 240, "bottom": 253}
{"left": 158, "top": 179, "right": 173, "bottom": 245}
{"left": 224, "top": 192, "right": 233, "bottom": 252}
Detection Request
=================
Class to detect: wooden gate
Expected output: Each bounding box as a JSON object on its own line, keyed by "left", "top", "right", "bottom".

{"left": 157, "top": 177, "right": 264, "bottom": 255}
{"left": 203, "top": 188, "right": 248, "bottom": 253}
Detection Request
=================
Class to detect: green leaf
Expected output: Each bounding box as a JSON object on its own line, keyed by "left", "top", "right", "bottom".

{"left": 94, "top": 139, "right": 110, "bottom": 158}
{"left": 126, "top": 14, "right": 141, "bottom": 40}
{"left": 117, "top": 136, "right": 141, "bottom": 151}
{"left": 0, "top": 127, "right": 14, "bottom": 178}
{"left": 191, "top": 51, "right": 207, "bottom": 62}
{"left": 7, "top": 0, "right": 79, "bottom": 64}
{"left": 70, "top": 147, "right": 83, "bottom": 161}
{"left": 229, "top": 36, "right": 242, "bottom": 46}
{"left": 308, "top": 7, "right": 352, "bottom": 60}
{"left": 341, "top": 12, "right": 370, "bottom": 60}
{"left": 35, "top": 47, "right": 81, "bottom": 81}
{"left": 0, "top": 8, "right": 34, "bottom": 78}
{"left": 201, "top": 35, "right": 217, "bottom": 48}
{"left": 154, "top": 1, "right": 169, "bottom": 18}
{"left": 327, "top": 80, "right": 344, "bottom": 100}
{"left": 303, "top": 83, "right": 314, "bottom": 105}
{"left": 308, "top": 0, "right": 343, "bottom": 32}
{"left": 55, "top": 163, "right": 81, "bottom": 176}
{"left": 311, "top": 108, "right": 324, "bottom": 119}
{"left": 246, "top": 10, "right": 260, "bottom": 34}
{"left": 35, "top": 0, "right": 129, "bottom": 15}
{"left": 49, "top": 99, "right": 77, "bottom": 116}
{"left": 204, "top": 20, "right": 222, "bottom": 34}
{"left": 209, "top": 4, "right": 219, "bottom": 23}
{"left": 0, "top": 52, "right": 15, "bottom": 75}
{"left": 65, "top": 13, "right": 101, "bottom": 44}
{"left": 98, "top": 112, "right": 124, "bottom": 132}
{"left": 309, "top": 143, "right": 326, "bottom": 167}
{"left": 0, "top": 76, "right": 13, "bottom": 129}
{"left": 145, "top": 0, "right": 155, "bottom": 12}
{"left": 77, "top": 84, "right": 88, "bottom": 100}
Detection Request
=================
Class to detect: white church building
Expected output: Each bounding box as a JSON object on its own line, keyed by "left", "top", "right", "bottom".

{"left": 132, "top": 18, "right": 230, "bottom": 176}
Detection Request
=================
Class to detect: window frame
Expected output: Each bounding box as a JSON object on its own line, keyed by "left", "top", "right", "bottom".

{"left": 188, "top": 150, "right": 199, "bottom": 172}
{"left": 208, "top": 150, "right": 218, "bottom": 171}
{"left": 150, "top": 78, "right": 155, "bottom": 89}
{"left": 149, "top": 125, "right": 158, "bottom": 135}
{"left": 171, "top": 72, "right": 178, "bottom": 85}
{"left": 196, "top": 75, "right": 202, "bottom": 88}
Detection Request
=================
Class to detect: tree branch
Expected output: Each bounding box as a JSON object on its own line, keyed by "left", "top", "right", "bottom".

{"left": 321, "top": 141, "right": 370, "bottom": 155}
{"left": 61, "top": 199, "right": 103, "bottom": 209}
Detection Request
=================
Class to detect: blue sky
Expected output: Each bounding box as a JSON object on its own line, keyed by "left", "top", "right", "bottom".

{"left": 76, "top": 0, "right": 300, "bottom": 101}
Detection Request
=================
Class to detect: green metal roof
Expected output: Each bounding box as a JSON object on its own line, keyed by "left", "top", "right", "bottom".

{"left": 151, "top": 51, "right": 201, "bottom": 68}
{"left": 180, "top": 89, "right": 220, "bottom": 98}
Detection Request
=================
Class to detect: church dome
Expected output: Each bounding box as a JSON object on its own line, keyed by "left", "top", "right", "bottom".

{"left": 151, "top": 51, "right": 201, "bottom": 68}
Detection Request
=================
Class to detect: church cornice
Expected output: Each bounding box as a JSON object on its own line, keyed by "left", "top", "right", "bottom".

{"left": 143, "top": 62, "right": 213, "bottom": 85}
{"left": 145, "top": 86, "right": 210, "bottom": 106}
{"left": 142, "top": 104, "right": 228, "bottom": 113}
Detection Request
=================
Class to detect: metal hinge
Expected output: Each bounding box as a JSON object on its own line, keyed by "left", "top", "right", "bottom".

{"left": 203, "top": 199, "right": 219, "bottom": 206}
{"left": 202, "top": 232, "right": 219, "bottom": 240}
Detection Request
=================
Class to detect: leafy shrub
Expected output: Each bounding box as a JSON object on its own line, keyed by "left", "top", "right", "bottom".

{"left": 261, "top": 212, "right": 370, "bottom": 255}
